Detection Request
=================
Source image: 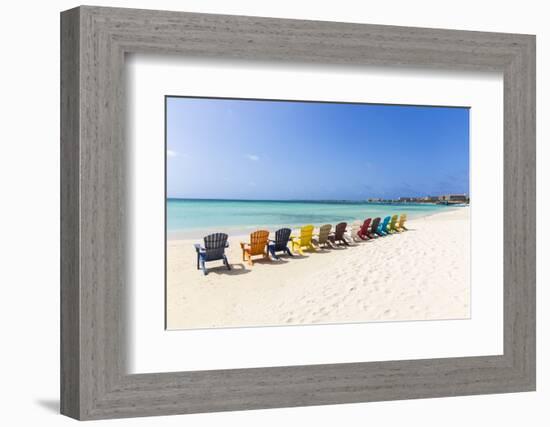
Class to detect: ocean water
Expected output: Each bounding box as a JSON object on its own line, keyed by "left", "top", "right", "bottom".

{"left": 167, "top": 199, "right": 459, "bottom": 238}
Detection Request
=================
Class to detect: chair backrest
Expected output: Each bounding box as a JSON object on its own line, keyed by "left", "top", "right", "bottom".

{"left": 381, "top": 216, "right": 391, "bottom": 230}
{"left": 248, "top": 230, "right": 269, "bottom": 255}
{"left": 360, "top": 218, "right": 372, "bottom": 233}
{"left": 371, "top": 217, "right": 381, "bottom": 232}
{"left": 299, "top": 225, "right": 314, "bottom": 245}
{"left": 273, "top": 228, "right": 291, "bottom": 250}
{"left": 398, "top": 213, "right": 407, "bottom": 226}
{"left": 390, "top": 214, "right": 398, "bottom": 227}
{"left": 203, "top": 233, "right": 228, "bottom": 261}
{"left": 317, "top": 224, "right": 332, "bottom": 243}
{"left": 334, "top": 222, "right": 347, "bottom": 240}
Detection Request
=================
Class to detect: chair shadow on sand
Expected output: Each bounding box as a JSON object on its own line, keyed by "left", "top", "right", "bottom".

{"left": 314, "top": 247, "right": 342, "bottom": 253}
{"left": 199, "top": 251, "right": 317, "bottom": 276}
{"left": 242, "top": 253, "right": 310, "bottom": 265}
{"left": 204, "top": 262, "right": 250, "bottom": 276}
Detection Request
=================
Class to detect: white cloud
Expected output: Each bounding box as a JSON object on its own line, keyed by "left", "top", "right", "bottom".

{"left": 167, "top": 149, "right": 178, "bottom": 157}
{"left": 245, "top": 154, "right": 259, "bottom": 161}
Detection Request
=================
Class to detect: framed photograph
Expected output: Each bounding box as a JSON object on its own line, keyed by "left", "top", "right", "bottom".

{"left": 164, "top": 96, "right": 472, "bottom": 331}
{"left": 61, "top": 6, "right": 536, "bottom": 420}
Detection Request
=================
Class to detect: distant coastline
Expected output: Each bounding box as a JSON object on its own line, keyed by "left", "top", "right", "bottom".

{"left": 167, "top": 195, "right": 470, "bottom": 206}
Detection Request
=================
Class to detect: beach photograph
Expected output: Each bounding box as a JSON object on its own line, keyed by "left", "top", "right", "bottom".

{"left": 165, "top": 96, "right": 470, "bottom": 330}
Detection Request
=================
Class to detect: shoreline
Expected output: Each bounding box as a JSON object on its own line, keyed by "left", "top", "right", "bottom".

{"left": 167, "top": 205, "right": 467, "bottom": 240}
{"left": 166, "top": 207, "right": 471, "bottom": 330}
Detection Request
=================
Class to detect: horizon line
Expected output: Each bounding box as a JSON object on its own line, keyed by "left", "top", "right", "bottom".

{"left": 167, "top": 195, "right": 469, "bottom": 202}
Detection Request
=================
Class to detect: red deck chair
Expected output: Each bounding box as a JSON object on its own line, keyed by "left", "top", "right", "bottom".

{"left": 358, "top": 218, "right": 372, "bottom": 240}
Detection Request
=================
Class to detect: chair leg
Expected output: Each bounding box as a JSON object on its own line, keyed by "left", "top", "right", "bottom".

{"left": 223, "top": 255, "right": 231, "bottom": 270}
{"left": 196, "top": 253, "right": 200, "bottom": 270}
{"left": 269, "top": 246, "right": 279, "bottom": 260}
{"left": 286, "top": 247, "right": 293, "bottom": 257}
{"left": 200, "top": 259, "right": 207, "bottom": 275}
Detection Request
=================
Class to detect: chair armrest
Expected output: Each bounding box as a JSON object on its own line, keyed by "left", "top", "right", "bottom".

{"left": 193, "top": 243, "right": 203, "bottom": 253}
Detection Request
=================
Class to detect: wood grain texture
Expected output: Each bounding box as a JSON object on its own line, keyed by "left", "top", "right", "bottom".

{"left": 60, "top": 5, "right": 536, "bottom": 420}
{"left": 60, "top": 7, "right": 80, "bottom": 419}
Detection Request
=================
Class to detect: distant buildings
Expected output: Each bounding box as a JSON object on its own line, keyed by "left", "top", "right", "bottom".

{"left": 422, "top": 196, "right": 439, "bottom": 202}
{"left": 367, "top": 194, "right": 469, "bottom": 204}
{"left": 438, "top": 194, "right": 468, "bottom": 203}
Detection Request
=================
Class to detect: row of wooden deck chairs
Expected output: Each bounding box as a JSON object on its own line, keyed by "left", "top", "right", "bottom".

{"left": 194, "top": 214, "right": 408, "bottom": 275}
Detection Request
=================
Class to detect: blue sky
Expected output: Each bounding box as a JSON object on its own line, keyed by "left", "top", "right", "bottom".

{"left": 166, "top": 97, "right": 469, "bottom": 200}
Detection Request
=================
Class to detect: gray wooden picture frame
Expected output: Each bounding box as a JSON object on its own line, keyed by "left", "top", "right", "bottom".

{"left": 60, "top": 5, "right": 536, "bottom": 420}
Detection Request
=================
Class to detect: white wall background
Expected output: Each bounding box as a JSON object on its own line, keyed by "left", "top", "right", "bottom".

{"left": 0, "top": 0, "right": 546, "bottom": 425}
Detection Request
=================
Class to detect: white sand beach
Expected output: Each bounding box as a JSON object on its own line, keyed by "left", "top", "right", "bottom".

{"left": 166, "top": 208, "right": 470, "bottom": 330}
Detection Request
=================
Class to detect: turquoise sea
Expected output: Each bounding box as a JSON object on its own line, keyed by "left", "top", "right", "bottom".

{"left": 167, "top": 199, "right": 459, "bottom": 238}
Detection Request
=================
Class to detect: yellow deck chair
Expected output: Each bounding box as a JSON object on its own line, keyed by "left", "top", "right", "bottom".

{"left": 240, "top": 230, "right": 270, "bottom": 266}
{"left": 291, "top": 225, "right": 316, "bottom": 255}
{"left": 388, "top": 214, "right": 399, "bottom": 233}
{"left": 397, "top": 213, "right": 408, "bottom": 231}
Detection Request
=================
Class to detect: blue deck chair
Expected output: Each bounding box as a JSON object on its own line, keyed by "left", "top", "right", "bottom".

{"left": 194, "top": 233, "right": 230, "bottom": 275}
{"left": 268, "top": 228, "right": 293, "bottom": 260}
{"left": 377, "top": 216, "right": 391, "bottom": 236}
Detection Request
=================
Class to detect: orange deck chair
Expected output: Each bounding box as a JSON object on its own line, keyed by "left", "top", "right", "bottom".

{"left": 240, "top": 230, "right": 270, "bottom": 266}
